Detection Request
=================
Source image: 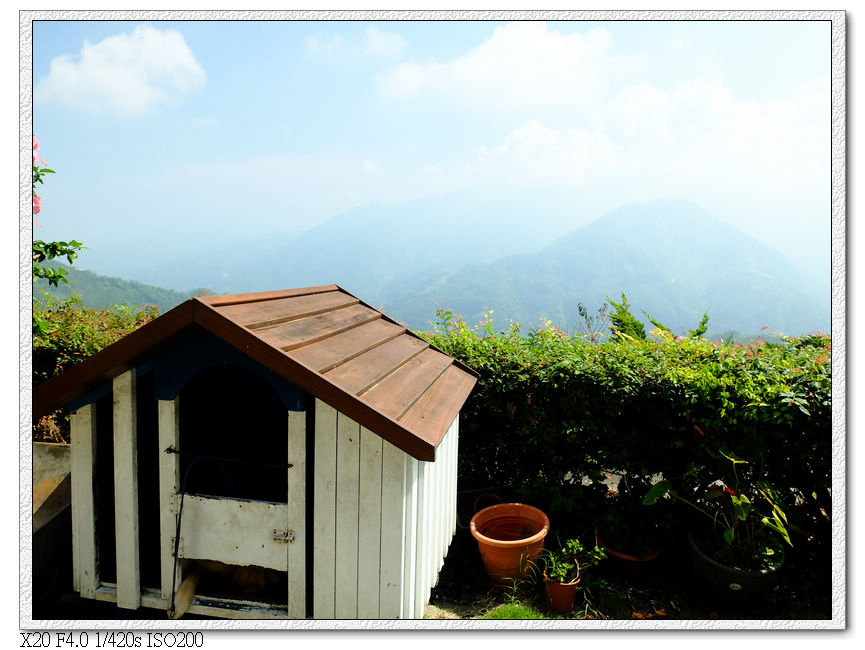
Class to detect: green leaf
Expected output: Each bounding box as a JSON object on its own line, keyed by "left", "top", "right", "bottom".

{"left": 731, "top": 494, "right": 752, "bottom": 520}
{"left": 722, "top": 527, "right": 735, "bottom": 545}
{"left": 642, "top": 480, "right": 672, "bottom": 505}
{"left": 719, "top": 447, "right": 748, "bottom": 464}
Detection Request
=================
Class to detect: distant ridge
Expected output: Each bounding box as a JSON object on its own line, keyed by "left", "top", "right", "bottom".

{"left": 39, "top": 196, "right": 830, "bottom": 339}
{"left": 34, "top": 262, "right": 205, "bottom": 313}
{"left": 382, "top": 199, "right": 829, "bottom": 338}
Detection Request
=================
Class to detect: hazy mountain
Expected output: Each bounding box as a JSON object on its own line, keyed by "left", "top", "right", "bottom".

{"left": 218, "top": 186, "right": 601, "bottom": 301}
{"left": 48, "top": 195, "right": 830, "bottom": 339}
{"left": 78, "top": 230, "right": 303, "bottom": 294}
{"left": 382, "top": 199, "right": 830, "bottom": 337}
{"left": 34, "top": 261, "right": 205, "bottom": 313}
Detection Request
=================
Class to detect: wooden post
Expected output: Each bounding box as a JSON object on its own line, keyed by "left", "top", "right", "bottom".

{"left": 113, "top": 370, "right": 141, "bottom": 610}
{"left": 401, "top": 456, "right": 418, "bottom": 619}
{"left": 334, "top": 412, "right": 360, "bottom": 618}
{"left": 158, "top": 398, "right": 181, "bottom": 604}
{"left": 287, "top": 409, "right": 306, "bottom": 619}
{"left": 380, "top": 441, "right": 406, "bottom": 618}
{"left": 70, "top": 404, "right": 98, "bottom": 598}
{"left": 312, "top": 399, "right": 337, "bottom": 619}
{"left": 357, "top": 426, "right": 383, "bottom": 618}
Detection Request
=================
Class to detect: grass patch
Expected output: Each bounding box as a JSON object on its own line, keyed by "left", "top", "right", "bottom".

{"left": 478, "top": 603, "right": 544, "bottom": 620}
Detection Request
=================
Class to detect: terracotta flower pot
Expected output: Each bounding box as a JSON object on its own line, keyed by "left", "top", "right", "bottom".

{"left": 544, "top": 572, "right": 581, "bottom": 614}
{"left": 470, "top": 503, "right": 550, "bottom": 590}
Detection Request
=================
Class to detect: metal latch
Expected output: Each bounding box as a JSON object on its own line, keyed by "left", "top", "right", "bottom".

{"left": 273, "top": 529, "right": 295, "bottom": 543}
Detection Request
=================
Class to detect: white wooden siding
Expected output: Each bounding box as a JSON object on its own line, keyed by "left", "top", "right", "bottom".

{"left": 334, "top": 411, "right": 360, "bottom": 617}
{"left": 286, "top": 409, "right": 306, "bottom": 619}
{"left": 312, "top": 399, "right": 337, "bottom": 618}
{"left": 311, "top": 400, "right": 459, "bottom": 619}
{"left": 70, "top": 404, "right": 98, "bottom": 598}
{"left": 112, "top": 370, "right": 141, "bottom": 610}
{"left": 74, "top": 387, "right": 459, "bottom": 620}
{"left": 157, "top": 398, "right": 181, "bottom": 602}
{"left": 178, "top": 495, "right": 289, "bottom": 569}
{"left": 379, "top": 438, "right": 406, "bottom": 618}
{"left": 356, "top": 426, "right": 383, "bottom": 619}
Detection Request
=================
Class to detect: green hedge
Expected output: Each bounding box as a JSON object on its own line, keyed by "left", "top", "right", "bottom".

{"left": 420, "top": 309, "right": 832, "bottom": 531}
{"left": 33, "top": 294, "right": 160, "bottom": 389}
{"left": 33, "top": 294, "right": 160, "bottom": 442}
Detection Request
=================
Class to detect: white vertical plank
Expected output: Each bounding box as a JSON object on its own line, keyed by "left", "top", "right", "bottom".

{"left": 426, "top": 458, "right": 435, "bottom": 607}
{"left": 401, "top": 457, "right": 418, "bottom": 619}
{"left": 357, "top": 427, "right": 383, "bottom": 619}
{"left": 312, "top": 399, "right": 337, "bottom": 619}
{"left": 335, "top": 412, "right": 360, "bottom": 618}
{"left": 426, "top": 458, "right": 435, "bottom": 615}
{"left": 70, "top": 404, "right": 98, "bottom": 598}
{"left": 158, "top": 398, "right": 181, "bottom": 603}
{"left": 450, "top": 418, "right": 459, "bottom": 538}
{"left": 412, "top": 461, "right": 427, "bottom": 619}
{"left": 379, "top": 440, "right": 406, "bottom": 618}
{"left": 287, "top": 409, "right": 306, "bottom": 619}
{"left": 438, "top": 437, "right": 447, "bottom": 569}
{"left": 437, "top": 428, "right": 448, "bottom": 569}
{"left": 113, "top": 370, "right": 141, "bottom": 610}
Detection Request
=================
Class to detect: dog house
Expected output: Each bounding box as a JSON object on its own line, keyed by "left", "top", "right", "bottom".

{"left": 32, "top": 285, "right": 477, "bottom": 619}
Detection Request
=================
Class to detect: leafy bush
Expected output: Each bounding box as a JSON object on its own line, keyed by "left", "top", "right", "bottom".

{"left": 420, "top": 308, "right": 831, "bottom": 538}
{"left": 33, "top": 293, "right": 159, "bottom": 387}
{"left": 32, "top": 294, "right": 159, "bottom": 442}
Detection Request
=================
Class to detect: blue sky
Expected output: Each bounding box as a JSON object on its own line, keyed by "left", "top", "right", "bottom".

{"left": 31, "top": 18, "right": 831, "bottom": 280}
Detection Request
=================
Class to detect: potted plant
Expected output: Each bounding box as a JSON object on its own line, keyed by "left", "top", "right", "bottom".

{"left": 542, "top": 538, "right": 606, "bottom": 614}
{"left": 643, "top": 447, "right": 792, "bottom": 599}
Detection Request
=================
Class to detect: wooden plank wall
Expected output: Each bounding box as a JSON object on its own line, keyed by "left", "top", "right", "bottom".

{"left": 312, "top": 398, "right": 459, "bottom": 619}
{"left": 70, "top": 404, "right": 98, "bottom": 598}
{"left": 410, "top": 415, "right": 459, "bottom": 619}
{"left": 113, "top": 370, "right": 141, "bottom": 610}
{"left": 71, "top": 391, "right": 457, "bottom": 620}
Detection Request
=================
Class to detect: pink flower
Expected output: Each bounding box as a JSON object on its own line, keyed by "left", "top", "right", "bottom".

{"left": 33, "top": 194, "right": 41, "bottom": 216}
{"left": 33, "top": 135, "right": 45, "bottom": 166}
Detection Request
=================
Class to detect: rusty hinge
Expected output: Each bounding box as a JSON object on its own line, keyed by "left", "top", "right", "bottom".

{"left": 273, "top": 529, "right": 295, "bottom": 543}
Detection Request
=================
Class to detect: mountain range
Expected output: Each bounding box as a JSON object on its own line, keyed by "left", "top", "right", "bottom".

{"left": 39, "top": 195, "right": 830, "bottom": 339}
{"left": 383, "top": 200, "right": 828, "bottom": 337}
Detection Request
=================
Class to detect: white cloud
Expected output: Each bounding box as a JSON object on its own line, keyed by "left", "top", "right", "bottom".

{"left": 362, "top": 160, "right": 379, "bottom": 175}
{"left": 376, "top": 22, "right": 614, "bottom": 110}
{"left": 35, "top": 25, "right": 205, "bottom": 117}
{"left": 305, "top": 26, "right": 405, "bottom": 59}
{"left": 363, "top": 26, "right": 406, "bottom": 57}
{"left": 602, "top": 76, "right": 830, "bottom": 189}
{"left": 458, "top": 120, "right": 617, "bottom": 188}
{"left": 304, "top": 33, "right": 345, "bottom": 55}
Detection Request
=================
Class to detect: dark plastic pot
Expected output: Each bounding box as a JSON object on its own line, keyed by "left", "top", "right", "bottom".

{"left": 687, "top": 529, "right": 784, "bottom": 600}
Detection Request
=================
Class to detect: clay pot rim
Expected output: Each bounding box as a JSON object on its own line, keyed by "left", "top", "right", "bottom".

{"left": 543, "top": 570, "right": 581, "bottom": 587}
{"left": 470, "top": 503, "right": 550, "bottom": 549}
{"left": 595, "top": 525, "right": 663, "bottom": 562}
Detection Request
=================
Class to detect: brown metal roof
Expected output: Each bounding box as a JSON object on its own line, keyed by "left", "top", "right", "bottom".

{"left": 32, "top": 285, "right": 477, "bottom": 461}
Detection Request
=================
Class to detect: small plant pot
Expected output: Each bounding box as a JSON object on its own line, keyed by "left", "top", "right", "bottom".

{"left": 470, "top": 503, "right": 550, "bottom": 590}
{"left": 544, "top": 572, "right": 581, "bottom": 614}
{"left": 687, "top": 529, "right": 785, "bottom": 602}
